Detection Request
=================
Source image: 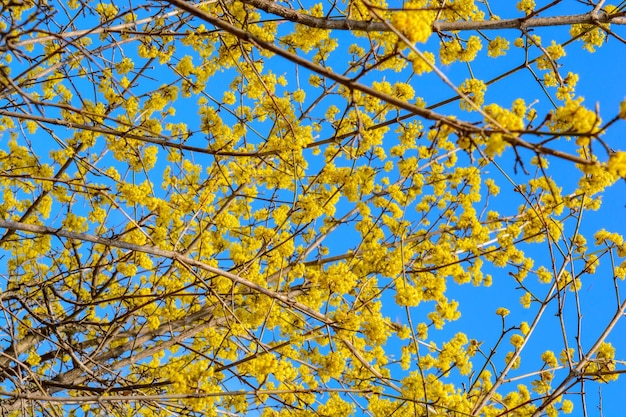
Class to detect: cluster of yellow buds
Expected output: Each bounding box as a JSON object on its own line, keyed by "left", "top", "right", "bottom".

{"left": 391, "top": 9, "right": 434, "bottom": 44}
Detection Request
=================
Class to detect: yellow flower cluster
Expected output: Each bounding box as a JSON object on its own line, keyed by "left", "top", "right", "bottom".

{"left": 495, "top": 307, "right": 510, "bottom": 317}
{"left": 554, "top": 72, "right": 579, "bottom": 100}
{"left": 607, "top": 151, "right": 626, "bottom": 178}
{"left": 410, "top": 51, "right": 435, "bottom": 74}
{"left": 61, "top": 212, "right": 89, "bottom": 233}
{"left": 501, "top": 385, "right": 536, "bottom": 415}
{"left": 437, "top": 0, "right": 484, "bottom": 22}
{"left": 541, "top": 350, "right": 558, "bottom": 367}
{"left": 438, "top": 332, "right": 472, "bottom": 375}
{"left": 550, "top": 98, "right": 601, "bottom": 145}
{"left": 562, "top": 399, "right": 575, "bottom": 414}
{"left": 619, "top": 100, "right": 626, "bottom": 119}
{"left": 587, "top": 342, "right": 619, "bottom": 382}
{"left": 391, "top": 9, "right": 434, "bottom": 44}
{"left": 536, "top": 41, "right": 565, "bottom": 70}
{"left": 94, "top": 2, "right": 119, "bottom": 22}
{"left": 281, "top": 4, "right": 334, "bottom": 53}
{"left": 570, "top": 23, "right": 607, "bottom": 52}
{"left": 484, "top": 101, "right": 526, "bottom": 131}
{"left": 459, "top": 78, "right": 487, "bottom": 111}
{"left": 516, "top": 0, "right": 536, "bottom": 15}
{"left": 594, "top": 228, "right": 624, "bottom": 246}
{"left": 395, "top": 281, "right": 423, "bottom": 307}
{"left": 487, "top": 36, "right": 510, "bottom": 58}
{"left": 440, "top": 36, "right": 483, "bottom": 65}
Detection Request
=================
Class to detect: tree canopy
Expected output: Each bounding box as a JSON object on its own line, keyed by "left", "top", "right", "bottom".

{"left": 1, "top": 0, "right": 625, "bottom": 416}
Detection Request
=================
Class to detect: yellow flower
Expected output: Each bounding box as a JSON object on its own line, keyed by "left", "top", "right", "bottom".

{"left": 608, "top": 151, "right": 626, "bottom": 178}
{"left": 562, "top": 399, "right": 574, "bottom": 414}
{"left": 411, "top": 51, "right": 435, "bottom": 75}
{"left": 487, "top": 36, "right": 510, "bottom": 58}
{"left": 520, "top": 321, "right": 530, "bottom": 335}
{"left": 459, "top": 78, "right": 487, "bottom": 111}
{"left": 541, "top": 350, "right": 558, "bottom": 368}
{"left": 510, "top": 334, "right": 525, "bottom": 349}
{"left": 392, "top": 10, "right": 434, "bottom": 44}
{"left": 440, "top": 36, "right": 483, "bottom": 65}
{"left": 570, "top": 23, "right": 607, "bottom": 52}
{"left": 536, "top": 266, "right": 552, "bottom": 283}
{"left": 292, "top": 89, "right": 306, "bottom": 103}
{"left": 619, "top": 99, "right": 626, "bottom": 119}
{"left": 176, "top": 55, "right": 195, "bottom": 76}
{"left": 516, "top": 0, "right": 535, "bottom": 15}
{"left": 495, "top": 307, "right": 510, "bottom": 317}
{"left": 223, "top": 91, "right": 236, "bottom": 105}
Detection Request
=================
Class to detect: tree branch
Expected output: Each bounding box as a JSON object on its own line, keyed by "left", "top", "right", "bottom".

{"left": 238, "top": 0, "right": 626, "bottom": 32}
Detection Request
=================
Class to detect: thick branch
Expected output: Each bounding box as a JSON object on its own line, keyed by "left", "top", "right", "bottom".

{"left": 238, "top": 0, "right": 626, "bottom": 32}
